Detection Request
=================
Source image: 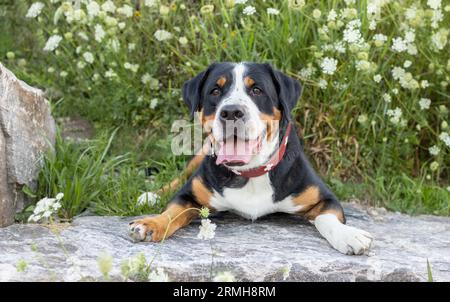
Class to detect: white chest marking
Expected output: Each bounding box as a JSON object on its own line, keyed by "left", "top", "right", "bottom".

{"left": 210, "top": 174, "right": 303, "bottom": 220}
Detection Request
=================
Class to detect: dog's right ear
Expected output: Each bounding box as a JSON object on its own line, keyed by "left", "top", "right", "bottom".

{"left": 182, "top": 63, "right": 217, "bottom": 117}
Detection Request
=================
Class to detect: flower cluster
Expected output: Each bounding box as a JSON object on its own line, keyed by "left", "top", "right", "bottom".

{"left": 28, "top": 193, "right": 64, "bottom": 223}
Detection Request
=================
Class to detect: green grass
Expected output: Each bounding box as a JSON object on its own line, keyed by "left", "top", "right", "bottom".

{"left": 1, "top": 0, "right": 448, "bottom": 219}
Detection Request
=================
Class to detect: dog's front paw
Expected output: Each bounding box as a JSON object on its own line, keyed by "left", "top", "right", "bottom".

{"left": 315, "top": 214, "right": 373, "bottom": 255}
{"left": 330, "top": 225, "right": 373, "bottom": 255}
{"left": 128, "top": 216, "right": 166, "bottom": 242}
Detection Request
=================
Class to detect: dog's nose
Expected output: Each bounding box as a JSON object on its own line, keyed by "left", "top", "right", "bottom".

{"left": 219, "top": 105, "right": 246, "bottom": 122}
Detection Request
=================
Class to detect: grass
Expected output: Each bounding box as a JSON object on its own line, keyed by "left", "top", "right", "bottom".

{"left": 0, "top": 0, "right": 448, "bottom": 219}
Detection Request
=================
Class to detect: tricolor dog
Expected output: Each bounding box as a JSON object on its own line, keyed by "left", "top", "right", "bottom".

{"left": 129, "top": 62, "right": 373, "bottom": 255}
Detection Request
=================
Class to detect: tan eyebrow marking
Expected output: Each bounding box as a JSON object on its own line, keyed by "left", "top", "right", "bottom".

{"left": 244, "top": 76, "right": 255, "bottom": 88}
{"left": 216, "top": 76, "right": 227, "bottom": 88}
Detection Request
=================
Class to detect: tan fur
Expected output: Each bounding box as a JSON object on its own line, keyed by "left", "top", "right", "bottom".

{"left": 260, "top": 107, "right": 282, "bottom": 141}
{"left": 192, "top": 177, "right": 214, "bottom": 209}
{"left": 292, "top": 186, "right": 320, "bottom": 208}
{"left": 244, "top": 76, "right": 255, "bottom": 88}
{"left": 216, "top": 76, "right": 227, "bottom": 88}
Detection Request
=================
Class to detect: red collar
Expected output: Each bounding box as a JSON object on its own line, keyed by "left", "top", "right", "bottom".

{"left": 227, "top": 122, "right": 292, "bottom": 178}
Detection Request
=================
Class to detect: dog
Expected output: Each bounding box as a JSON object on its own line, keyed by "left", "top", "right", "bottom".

{"left": 129, "top": 62, "right": 373, "bottom": 255}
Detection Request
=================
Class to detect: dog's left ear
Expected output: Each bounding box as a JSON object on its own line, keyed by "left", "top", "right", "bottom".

{"left": 265, "top": 64, "right": 302, "bottom": 121}
{"left": 182, "top": 63, "right": 217, "bottom": 117}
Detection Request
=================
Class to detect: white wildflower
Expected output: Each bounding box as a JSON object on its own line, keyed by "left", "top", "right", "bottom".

{"left": 383, "top": 93, "right": 391, "bottom": 103}
{"left": 373, "top": 74, "right": 382, "bottom": 83}
{"left": 235, "top": 0, "right": 248, "bottom": 4}
{"left": 43, "top": 35, "right": 62, "bottom": 52}
{"left": 94, "top": 24, "right": 105, "bottom": 42}
{"left": 82, "top": 52, "right": 94, "bottom": 64}
{"left": 320, "top": 57, "right": 338, "bottom": 75}
{"left": 243, "top": 6, "right": 256, "bottom": 15}
{"left": 318, "top": 79, "right": 327, "bottom": 89}
{"left": 421, "top": 80, "right": 430, "bottom": 88}
{"left": 387, "top": 107, "right": 403, "bottom": 124}
{"left": 117, "top": 5, "right": 133, "bottom": 18}
{"left": 77, "top": 61, "right": 86, "bottom": 69}
{"left": 327, "top": 9, "right": 337, "bottom": 21}
{"left": 136, "top": 192, "right": 160, "bottom": 206}
{"left": 179, "top": 36, "right": 188, "bottom": 45}
{"left": 391, "top": 66, "right": 405, "bottom": 80}
{"left": 26, "top": 2, "right": 44, "bottom": 18}
{"left": 439, "top": 132, "right": 450, "bottom": 147}
{"left": 213, "top": 271, "right": 236, "bottom": 282}
{"left": 56, "top": 193, "right": 64, "bottom": 200}
{"left": 373, "top": 33, "right": 387, "bottom": 45}
{"left": 108, "top": 38, "right": 120, "bottom": 52}
{"left": 429, "top": 145, "right": 440, "bottom": 156}
{"left": 124, "top": 62, "right": 139, "bottom": 73}
{"left": 267, "top": 8, "right": 280, "bottom": 15}
{"left": 104, "top": 16, "right": 117, "bottom": 27}
{"left": 343, "top": 26, "right": 362, "bottom": 44}
{"left": 101, "top": 0, "right": 116, "bottom": 13}
{"left": 144, "top": 0, "right": 157, "bottom": 7}
{"left": 197, "top": 219, "right": 217, "bottom": 240}
{"left": 128, "top": 43, "right": 136, "bottom": 51}
{"left": 141, "top": 73, "right": 152, "bottom": 84}
{"left": 391, "top": 37, "right": 407, "bottom": 52}
{"left": 154, "top": 29, "right": 172, "bottom": 41}
{"left": 149, "top": 267, "right": 169, "bottom": 282}
{"left": 78, "top": 31, "right": 89, "bottom": 41}
{"left": 28, "top": 195, "right": 62, "bottom": 223}
{"left": 86, "top": 1, "right": 100, "bottom": 17}
{"left": 150, "top": 98, "right": 158, "bottom": 109}
{"left": 419, "top": 98, "right": 431, "bottom": 110}
{"left": 427, "top": 0, "right": 441, "bottom": 10}
{"left": 105, "top": 69, "right": 117, "bottom": 78}
{"left": 403, "top": 60, "right": 412, "bottom": 68}
{"left": 334, "top": 41, "right": 346, "bottom": 53}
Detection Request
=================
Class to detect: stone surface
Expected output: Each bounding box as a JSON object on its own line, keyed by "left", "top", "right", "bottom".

{"left": 0, "top": 62, "right": 56, "bottom": 227}
{"left": 0, "top": 203, "right": 449, "bottom": 282}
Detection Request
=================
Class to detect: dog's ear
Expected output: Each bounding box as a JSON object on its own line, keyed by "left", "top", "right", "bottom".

{"left": 265, "top": 64, "right": 302, "bottom": 122}
{"left": 182, "top": 63, "right": 217, "bottom": 117}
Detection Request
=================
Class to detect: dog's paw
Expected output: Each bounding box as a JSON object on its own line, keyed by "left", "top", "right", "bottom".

{"left": 128, "top": 216, "right": 168, "bottom": 243}
{"left": 128, "top": 220, "right": 152, "bottom": 242}
{"left": 315, "top": 214, "right": 373, "bottom": 255}
{"left": 330, "top": 225, "right": 373, "bottom": 255}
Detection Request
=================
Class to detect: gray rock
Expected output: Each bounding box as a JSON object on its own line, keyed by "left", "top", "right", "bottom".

{"left": 0, "top": 62, "right": 56, "bottom": 227}
{"left": 0, "top": 203, "right": 449, "bottom": 282}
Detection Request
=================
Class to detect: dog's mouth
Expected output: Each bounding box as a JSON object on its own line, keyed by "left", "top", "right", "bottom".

{"left": 215, "top": 134, "right": 264, "bottom": 166}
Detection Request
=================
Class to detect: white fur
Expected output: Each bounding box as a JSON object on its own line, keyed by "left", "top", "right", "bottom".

{"left": 210, "top": 173, "right": 303, "bottom": 220}
{"left": 314, "top": 214, "right": 373, "bottom": 255}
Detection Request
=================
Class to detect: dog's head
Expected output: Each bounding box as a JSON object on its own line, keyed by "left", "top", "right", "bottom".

{"left": 182, "top": 62, "right": 302, "bottom": 171}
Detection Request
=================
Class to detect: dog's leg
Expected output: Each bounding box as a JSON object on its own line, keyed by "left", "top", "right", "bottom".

{"left": 129, "top": 200, "right": 199, "bottom": 242}
{"left": 130, "top": 174, "right": 215, "bottom": 242}
{"left": 295, "top": 188, "right": 373, "bottom": 255}
{"left": 309, "top": 199, "right": 373, "bottom": 255}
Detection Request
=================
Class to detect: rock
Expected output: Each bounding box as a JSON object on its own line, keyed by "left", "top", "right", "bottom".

{"left": 0, "top": 203, "right": 449, "bottom": 282}
{"left": 0, "top": 62, "right": 56, "bottom": 227}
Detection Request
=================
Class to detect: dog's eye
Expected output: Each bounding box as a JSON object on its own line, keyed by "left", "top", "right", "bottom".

{"left": 210, "top": 88, "right": 221, "bottom": 96}
{"left": 251, "top": 87, "right": 263, "bottom": 96}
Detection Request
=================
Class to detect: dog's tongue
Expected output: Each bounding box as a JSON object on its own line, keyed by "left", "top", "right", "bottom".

{"left": 216, "top": 138, "right": 259, "bottom": 165}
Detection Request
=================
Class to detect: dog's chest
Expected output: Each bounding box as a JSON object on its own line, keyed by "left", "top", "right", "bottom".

{"left": 209, "top": 174, "right": 301, "bottom": 220}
